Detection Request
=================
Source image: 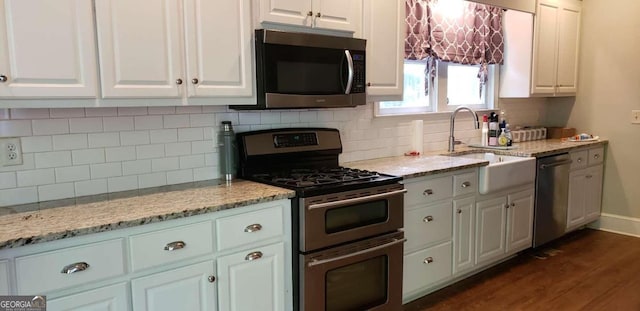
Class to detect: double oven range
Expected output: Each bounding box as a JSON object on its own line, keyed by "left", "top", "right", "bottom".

{"left": 237, "top": 128, "right": 406, "bottom": 311}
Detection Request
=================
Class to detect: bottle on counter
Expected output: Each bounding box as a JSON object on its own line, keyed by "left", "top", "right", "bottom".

{"left": 219, "top": 121, "right": 237, "bottom": 182}
{"left": 498, "top": 128, "right": 508, "bottom": 146}
{"left": 505, "top": 123, "right": 513, "bottom": 146}
{"left": 481, "top": 114, "right": 489, "bottom": 146}
{"left": 488, "top": 112, "right": 498, "bottom": 146}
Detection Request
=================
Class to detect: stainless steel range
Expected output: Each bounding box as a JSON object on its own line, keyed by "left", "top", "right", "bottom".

{"left": 237, "top": 128, "right": 406, "bottom": 311}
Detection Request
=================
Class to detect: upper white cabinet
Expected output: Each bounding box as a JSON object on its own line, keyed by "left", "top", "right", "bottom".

{"left": 363, "top": 0, "right": 403, "bottom": 101}
{"left": 531, "top": 0, "right": 581, "bottom": 95}
{"left": 95, "top": 0, "right": 253, "bottom": 99}
{"left": 0, "top": 0, "right": 98, "bottom": 98}
{"left": 255, "top": 0, "right": 361, "bottom": 33}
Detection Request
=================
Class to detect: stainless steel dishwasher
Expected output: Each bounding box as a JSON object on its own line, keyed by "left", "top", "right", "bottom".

{"left": 533, "top": 153, "right": 573, "bottom": 247}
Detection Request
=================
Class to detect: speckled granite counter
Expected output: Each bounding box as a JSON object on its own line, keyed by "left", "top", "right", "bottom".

{"left": 448, "top": 138, "right": 608, "bottom": 158}
{"left": 0, "top": 180, "right": 295, "bottom": 249}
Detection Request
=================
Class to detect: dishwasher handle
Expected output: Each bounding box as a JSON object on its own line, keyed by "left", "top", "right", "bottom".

{"left": 539, "top": 159, "right": 573, "bottom": 170}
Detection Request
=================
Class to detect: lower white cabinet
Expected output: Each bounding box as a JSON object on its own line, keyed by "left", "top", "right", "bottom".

{"left": 506, "top": 189, "right": 535, "bottom": 253}
{"left": 48, "top": 282, "right": 130, "bottom": 311}
{"left": 0, "top": 260, "right": 8, "bottom": 295}
{"left": 403, "top": 241, "right": 452, "bottom": 297}
{"left": 567, "top": 146, "right": 604, "bottom": 232}
{"left": 452, "top": 197, "right": 475, "bottom": 275}
{"left": 217, "top": 242, "right": 285, "bottom": 311}
{"left": 132, "top": 261, "right": 216, "bottom": 311}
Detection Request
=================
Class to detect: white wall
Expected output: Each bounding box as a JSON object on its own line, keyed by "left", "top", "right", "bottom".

{"left": 0, "top": 100, "right": 543, "bottom": 207}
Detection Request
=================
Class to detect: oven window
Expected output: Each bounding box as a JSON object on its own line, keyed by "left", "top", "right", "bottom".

{"left": 326, "top": 255, "right": 388, "bottom": 311}
{"left": 325, "top": 200, "right": 389, "bottom": 234}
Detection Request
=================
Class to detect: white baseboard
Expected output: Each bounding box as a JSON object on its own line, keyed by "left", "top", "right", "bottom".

{"left": 589, "top": 213, "right": 640, "bottom": 238}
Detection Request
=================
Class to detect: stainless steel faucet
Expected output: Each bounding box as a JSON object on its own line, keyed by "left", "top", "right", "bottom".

{"left": 449, "top": 106, "right": 480, "bottom": 152}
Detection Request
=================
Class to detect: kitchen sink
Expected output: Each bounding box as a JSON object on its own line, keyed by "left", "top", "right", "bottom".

{"left": 453, "top": 152, "right": 536, "bottom": 194}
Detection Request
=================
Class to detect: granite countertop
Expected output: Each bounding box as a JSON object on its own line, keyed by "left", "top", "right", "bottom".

{"left": 449, "top": 138, "right": 608, "bottom": 158}
{"left": 0, "top": 180, "right": 295, "bottom": 250}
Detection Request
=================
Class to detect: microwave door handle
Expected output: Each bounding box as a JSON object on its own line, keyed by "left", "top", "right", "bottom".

{"left": 344, "top": 50, "right": 354, "bottom": 94}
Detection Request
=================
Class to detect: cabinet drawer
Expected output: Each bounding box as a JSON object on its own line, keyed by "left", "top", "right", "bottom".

{"left": 404, "top": 202, "right": 452, "bottom": 253}
{"left": 130, "top": 221, "right": 214, "bottom": 272}
{"left": 403, "top": 241, "right": 452, "bottom": 296}
{"left": 216, "top": 205, "right": 284, "bottom": 251}
{"left": 404, "top": 176, "right": 453, "bottom": 207}
{"left": 588, "top": 147, "right": 604, "bottom": 166}
{"left": 453, "top": 171, "right": 478, "bottom": 197}
{"left": 15, "top": 239, "right": 126, "bottom": 294}
{"left": 570, "top": 150, "right": 588, "bottom": 170}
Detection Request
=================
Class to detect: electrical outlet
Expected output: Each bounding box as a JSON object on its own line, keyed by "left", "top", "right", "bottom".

{"left": 0, "top": 137, "right": 23, "bottom": 166}
{"left": 632, "top": 110, "right": 640, "bottom": 124}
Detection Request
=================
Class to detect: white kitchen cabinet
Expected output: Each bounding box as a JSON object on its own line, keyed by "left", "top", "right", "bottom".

{"left": 403, "top": 241, "right": 452, "bottom": 298}
{"left": 452, "top": 197, "right": 475, "bottom": 275}
{"left": 255, "top": 0, "right": 361, "bottom": 33}
{"left": 506, "top": 188, "right": 535, "bottom": 254}
{"left": 567, "top": 146, "right": 604, "bottom": 232}
{"left": 0, "top": 0, "right": 98, "bottom": 98}
{"left": 217, "top": 242, "right": 286, "bottom": 311}
{"left": 132, "top": 261, "right": 216, "bottom": 311}
{"left": 0, "top": 259, "right": 9, "bottom": 295}
{"left": 95, "top": 0, "right": 253, "bottom": 99}
{"left": 48, "top": 282, "right": 130, "bottom": 311}
{"left": 530, "top": 0, "right": 581, "bottom": 96}
{"left": 475, "top": 196, "right": 507, "bottom": 266}
{"left": 362, "top": 0, "right": 403, "bottom": 101}
{"left": 404, "top": 202, "right": 452, "bottom": 254}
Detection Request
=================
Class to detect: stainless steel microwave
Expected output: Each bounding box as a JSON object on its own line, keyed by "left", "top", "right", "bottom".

{"left": 232, "top": 29, "right": 366, "bottom": 110}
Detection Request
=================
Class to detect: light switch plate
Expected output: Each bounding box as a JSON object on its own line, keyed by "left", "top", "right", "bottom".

{"left": 632, "top": 110, "right": 640, "bottom": 124}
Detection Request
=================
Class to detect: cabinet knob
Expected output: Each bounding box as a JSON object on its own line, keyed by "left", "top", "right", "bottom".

{"left": 176, "top": 78, "right": 183, "bottom": 85}
{"left": 423, "top": 215, "right": 434, "bottom": 223}
{"left": 457, "top": 209, "right": 462, "bottom": 214}
{"left": 245, "top": 251, "right": 263, "bottom": 261}
{"left": 192, "top": 78, "right": 199, "bottom": 84}
{"left": 577, "top": 158, "right": 582, "bottom": 163}
{"left": 315, "top": 12, "right": 322, "bottom": 18}
{"left": 61, "top": 262, "right": 90, "bottom": 274}
{"left": 0, "top": 75, "right": 7, "bottom": 82}
{"left": 423, "top": 257, "right": 434, "bottom": 264}
{"left": 461, "top": 181, "right": 471, "bottom": 188}
{"left": 244, "top": 223, "right": 263, "bottom": 233}
{"left": 423, "top": 189, "right": 433, "bottom": 196}
{"left": 510, "top": 202, "right": 516, "bottom": 207}
{"left": 594, "top": 154, "right": 600, "bottom": 159}
{"left": 164, "top": 241, "right": 186, "bottom": 251}
{"left": 505, "top": 204, "right": 510, "bottom": 209}
{"left": 208, "top": 275, "right": 216, "bottom": 283}
{"left": 367, "top": 82, "right": 372, "bottom": 87}
{"left": 307, "top": 11, "right": 313, "bottom": 16}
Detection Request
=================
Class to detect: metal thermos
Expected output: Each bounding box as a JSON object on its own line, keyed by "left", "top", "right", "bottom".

{"left": 219, "top": 121, "right": 236, "bottom": 181}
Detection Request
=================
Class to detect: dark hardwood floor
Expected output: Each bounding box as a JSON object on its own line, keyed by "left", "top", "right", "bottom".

{"left": 403, "top": 229, "right": 640, "bottom": 311}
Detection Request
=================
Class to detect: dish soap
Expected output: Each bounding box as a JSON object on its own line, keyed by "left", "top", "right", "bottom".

{"left": 498, "top": 128, "right": 508, "bottom": 146}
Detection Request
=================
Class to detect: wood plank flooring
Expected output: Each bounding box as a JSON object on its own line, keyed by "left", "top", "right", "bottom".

{"left": 403, "top": 229, "right": 640, "bottom": 311}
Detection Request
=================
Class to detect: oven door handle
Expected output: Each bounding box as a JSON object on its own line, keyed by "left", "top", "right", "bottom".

{"left": 308, "top": 188, "right": 407, "bottom": 210}
{"left": 307, "top": 238, "right": 407, "bottom": 267}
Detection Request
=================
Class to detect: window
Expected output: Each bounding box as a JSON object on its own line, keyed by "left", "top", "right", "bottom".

{"left": 376, "top": 61, "right": 497, "bottom": 116}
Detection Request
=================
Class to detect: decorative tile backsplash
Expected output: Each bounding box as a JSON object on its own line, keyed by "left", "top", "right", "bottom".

{"left": 0, "top": 100, "right": 544, "bottom": 207}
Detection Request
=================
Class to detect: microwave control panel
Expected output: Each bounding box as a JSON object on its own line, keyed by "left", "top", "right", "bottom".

{"left": 352, "top": 53, "right": 366, "bottom": 93}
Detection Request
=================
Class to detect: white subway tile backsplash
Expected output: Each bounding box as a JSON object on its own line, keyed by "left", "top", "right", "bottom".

{"left": 0, "top": 172, "right": 17, "bottom": 189}
{"left": 75, "top": 179, "right": 108, "bottom": 197}
{"left": 90, "top": 162, "right": 122, "bottom": 179}
{"left": 10, "top": 108, "right": 50, "bottom": 119}
{"left": 122, "top": 159, "right": 152, "bottom": 176}
{"left": 239, "top": 112, "right": 260, "bottom": 124}
{"left": 178, "top": 128, "right": 203, "bottom": 142}
{"left": 204, "top": 152, "right": 217, "bottom": 167}
{"left": 150, "top": 129, "right": 177, "bottom": 144}
{"left": 165, "top": 142, "right": 192, "bottom": 157}
{"left": 50, "top": 108, "right": 85, "bottom": 118}
{"left": 166, "top": 169, "right": 193, "bottom": 184}
{"left": 299, "top": 111, "right": 318, "bottom": 122}
{"left": 136, "top": 144, "right": 165, "bottom": 159}
{"left": 120, "top": 131, "right": 150, "bottom": 146}
{"left": 55, "top": 165, "right": 90, "bottom": 183}
{"left": 35, "top": 151, "right": 72, "bottom": 168}
{"left": 32, "top": 119, "right": 69, "bottom": 135}
{"left": 214, "top": 113, "right": 239, "bottom": 125}
{"left": 179, "top": 154, "right": 205, "bottom": 169}
{"left": 105, "top": 146, "right": 136, "bottom": 162}
{"left": 280, "top": 111, "right": 300, "bottom": 123}
{"left": 193, "top": 167, "right": 217, "bottom": 181}
{"left": 72, "top": 149, "right": 105, "bottom": 165}
{"left": 21, "top": 136, "right": 52, "bottom": 153}
{"left": 163, "top": 114, "right": 190, "bottom": 128}
{"left": 0, "top": 108, "right": 8, "bottom": 120}
{"left": 0, "top": 120, "right": 32, "bottom": 136}
{"left": 138, "top": 172, "right": 167, "bottom": 189}
{"left": 176, "top": 106, "right": 202, "bottom": 114}
{"left": 260, "top": 112, "right": 281, "bottom": 124}
{"left": 53, "top": 134, "right": 88, "bottom": 150}
{"left": 103, "top": 117, "right": 134, "bottom": 132}
{"left": 148, "top": 107, "right": 176, "bottom": 115}
{"left": 118, "top": 107, "right": 148, "bottom": 116}
{"left": 203, "top": 127, "right": 214, "bottom": 140}
{"left": 191, "top": 140, "right": 215, "bottom": 154}
{"left": 317, "top": 111, "right": 334, "bottom": 121}
{"left": 134, "top": 116, "right": 163, "bottom": 130}
{"left": 38, "top": 182, "right": 75, "bottom": 201}
{"left": 189, "top": 114, "right": 216, "bottom": 128}
{"left": 69, "top": 117, "right": 103, "bottom": 133}
{"left": 85, "top": 107, "right": 118, "bottom": 117}
{"left": 88, "top": 132, "right": 120, "bottom": 148}
{"left": 151, "top": 157, "right": 179, "bottom": 172}
{"left": 107, "top": 175, "right": 138, "bottom": 192}
{"left": 0, "top": 153, "right": 35, "bottom": 173}
{"left": 0, "top": 187, "right": 38, "bottom": 206}
{"left": 202, "top": 106, "right": 226, "bottom": 113}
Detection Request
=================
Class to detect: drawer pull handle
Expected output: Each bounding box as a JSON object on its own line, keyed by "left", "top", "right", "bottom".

{"left": 461, "top": 181, "right": 471, "bottom": 188}
{"left": 423, "top": 215, "right": 434, "bottom": 223}
{"left": 586, "top": 175, "right": 593, "bottom": 179}
{"left": 164, "top": 241, "right": 186, "bottom": 251}
{"left": 423, "top": 189, "right": 433, "bottom": 196}
{"left": 61, "top": 262, "right": 90, "bottom": 274}
{"left": 245, "top": 251, "right": 263, "bottom": 261}
{"left": 594, "top": 154, "right": 600, "bottom": 159}
{"left": 423, "top": 257, "right": 434, "bottom": 264}
{"left": 244, "top": 224, "right": 263, "bottom": 233}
